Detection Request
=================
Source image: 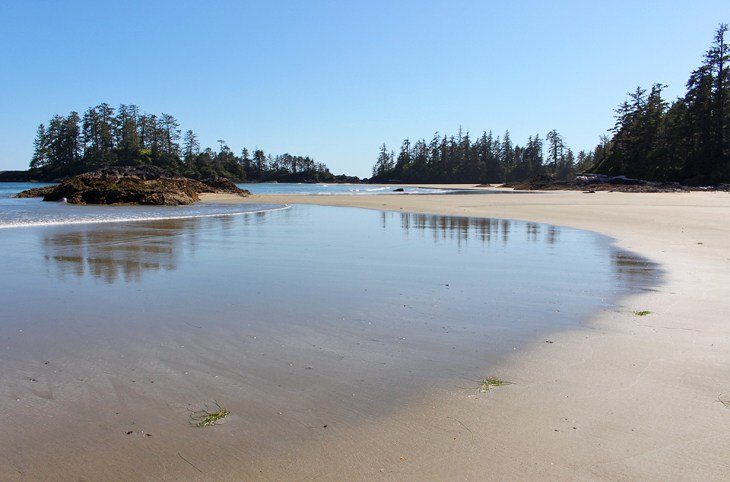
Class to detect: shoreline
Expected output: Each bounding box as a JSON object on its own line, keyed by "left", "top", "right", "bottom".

{"left": 200, "top": 189, "right": 730, "bottom": 479}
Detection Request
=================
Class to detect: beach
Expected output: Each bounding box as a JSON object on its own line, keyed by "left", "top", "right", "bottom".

{"left": 199, "top": 187, "right": 730, "bottom": 479}
{"left": 4, "top": 3, "right": 728, "bottom": 479}
{"left": 2, "top": 194, "right": 654, "bottom": 481}
{"left": 0, "top": 186, "right": 727, "bottom": 480}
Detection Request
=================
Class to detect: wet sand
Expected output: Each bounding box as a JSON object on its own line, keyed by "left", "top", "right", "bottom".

{"left": 201, "top": 188, "right": 730, "bottom": 479}
{"left": 0, "top": 203, "right": 657, "bottom": 480}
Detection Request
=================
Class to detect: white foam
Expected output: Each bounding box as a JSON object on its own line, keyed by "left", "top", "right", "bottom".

{"left": 0, "top": 205, "right": 291, "bottom": 230}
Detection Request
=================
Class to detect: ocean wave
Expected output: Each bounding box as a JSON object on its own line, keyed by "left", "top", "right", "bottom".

{"left": 0, "top": 204, "right": 290, "bottom": 230}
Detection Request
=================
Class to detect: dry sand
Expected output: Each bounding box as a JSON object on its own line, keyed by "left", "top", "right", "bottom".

{"left": 200, "top": 187, "right": 730, "bottom": 480}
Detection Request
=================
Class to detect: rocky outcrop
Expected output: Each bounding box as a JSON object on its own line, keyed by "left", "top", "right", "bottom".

{"left": 15, "top": 186, "right": 56, "bottom": 198}
{"left": 17, "top": 166, "right": 250, "bottom": 205}
{"left": 504, "top": 174, "right": 691, "bottom": 193}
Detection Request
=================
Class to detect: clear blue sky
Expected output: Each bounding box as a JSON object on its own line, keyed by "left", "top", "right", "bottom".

{"left": 0, "top": 1, "right": 727, "bottom": 177}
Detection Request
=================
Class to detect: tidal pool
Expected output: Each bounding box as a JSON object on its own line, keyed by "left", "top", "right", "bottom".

{"left": 0, "top": 204, "right": 659, "bottom": 479}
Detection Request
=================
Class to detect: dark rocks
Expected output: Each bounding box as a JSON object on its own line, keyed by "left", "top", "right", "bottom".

{"left": 17, "top": 167, "right": 251, "bottom": 205}
{"left": 505, "top": 174, "right": 690, "bottom": 193}
{"left": 15, "top": 186, "right": 56, "bottom": 198}
{"left": 198, "top": 177, "right": 244, "bottom": 194}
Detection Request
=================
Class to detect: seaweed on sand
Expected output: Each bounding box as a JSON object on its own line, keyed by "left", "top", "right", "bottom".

{"left": 479, "top": 377, "right": 512, "bottom": 393}
{"left": 189, "top": 401, "right": 230, "bottom": 427}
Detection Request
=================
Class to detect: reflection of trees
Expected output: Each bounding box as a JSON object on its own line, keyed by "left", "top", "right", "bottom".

{"left": 382, "top": 211, "right": 514, "bottom": 245}
{"left": 526, "top": 222, "right": 540, "bottom": 242}
{"left": 546, "top": 226, "right": 559, "bottom": 245}
{"left": 40, "top": 208, "right": 288, "bottom": 284}
{"left": 380, "top": 211, "right": 565, "bottom": 246}
{"left": 380, "top": 210, "right": 660, "bottom": 290}
{"left": 41, "top": 218, "right": 198, "bottom": 284}
{"left": 611, "top": 251, "right": 661, "bottom": 286}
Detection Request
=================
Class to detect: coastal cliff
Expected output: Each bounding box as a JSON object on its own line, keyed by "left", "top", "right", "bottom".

{"left": 16, "top": 166, "right": 250, "bottom": 205}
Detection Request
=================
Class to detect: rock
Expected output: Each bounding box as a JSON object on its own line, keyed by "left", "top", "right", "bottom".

{"left": 15, "top": 186, "right": 56, "bottom": 198}
{"left": 17, "top": 166, "right": 251, "bottom": 205}
{"left": 198, "top": 177, "right": 245, "bottom": 194}
{"left": 393, "top": 188, "right": 405, "bottom": 192}
{"left": 505, "top": 174, "right": 690, "bottom": 193}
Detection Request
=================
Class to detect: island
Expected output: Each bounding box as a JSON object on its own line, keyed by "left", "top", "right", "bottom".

{"left": 16, "top": 166, "right": 250, "bottom": 205}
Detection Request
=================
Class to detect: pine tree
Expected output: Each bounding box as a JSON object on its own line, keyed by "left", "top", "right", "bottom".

{"left": 546, "top": 129, "right": 565, "bottom": 177}
{"left": 30, "top": 124, "right": 49, "bottom": 170}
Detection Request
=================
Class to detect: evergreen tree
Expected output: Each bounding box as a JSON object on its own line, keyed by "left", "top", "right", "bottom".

{"left": 546, "top": 129, "right": 565, "bottom": 178}
{"left": 30, "top": 124, "right": 49, "bottom": 170}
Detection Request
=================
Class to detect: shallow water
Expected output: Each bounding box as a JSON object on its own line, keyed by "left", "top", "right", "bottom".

{"left": 0, "top": 182, "right": 456, "bottom": 228}
{"left": 0, "top": 205, "right": 660, "bottom": 479}
{"left": 0, "top": 181, "right": 457, "bottom": 228}
{"left": 0, "top": 182, "right": 286, "bottom": 228}
{"left": 235, "top": 182, "right": 456, "bottom": 195}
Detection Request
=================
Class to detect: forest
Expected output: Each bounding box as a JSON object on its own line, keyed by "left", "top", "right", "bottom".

{"left": 371, "top": 24, "right": 729, "bottom": 185}
{"left": 25, "top": 105, "right": 351, "bottom": 183}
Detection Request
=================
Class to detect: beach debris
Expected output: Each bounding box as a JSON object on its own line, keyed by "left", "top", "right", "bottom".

{"left": 717, "top": 394, "right": 730, "bottom": 409}
{"left": 189, "top": 400, "right": 230, "bottom": 427}
{"left": 633, "top": 310, "right": 652, "bottom": 316}
{"left": 479, "top": 377, "right": 511, "bottom": 393}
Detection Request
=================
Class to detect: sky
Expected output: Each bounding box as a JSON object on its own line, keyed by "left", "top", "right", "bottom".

{"left": 0, "top": 1, "right": 728, "bottom": 177}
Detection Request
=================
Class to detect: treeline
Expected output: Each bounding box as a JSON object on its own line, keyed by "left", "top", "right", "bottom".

{"left": 372, "top": 24, "right": 729, "bottom": 185}
{"left": 592, "top": 24, "right": 729, "bottom": 184}
{"left": 370, "top": 128, "right": 592, "bottom": 183}
{"left": 28, "top": 104, "right": 350, "bottom": 182}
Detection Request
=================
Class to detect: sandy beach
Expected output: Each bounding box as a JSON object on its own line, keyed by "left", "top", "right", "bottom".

{"left": 199, "top": 187, "right": 730, "bottom": 480}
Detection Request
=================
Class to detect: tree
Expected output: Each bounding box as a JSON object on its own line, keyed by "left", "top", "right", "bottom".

{"left": 182, "top": 130, "right": 200, "bottom": 169}
{"left": 82, "top": 103, "right": 116, "bottom": 168}
{"left": 372, "top": 143, "right": 394, "bottom": 178}
{"left": 501, "top": 131, "right": 515, "bottom": 181}
{"left": 705, "top": 23, "right": 729, "bottom": 164}
{"left": 117, "top": 104, "right": 141, "bottom": 164}
{"left": 30, "top": 124, "right": 49, "bottom": 170}
{"left": 546, "top": 129, "right": 565, "bottom": 176}
{"left": 159, "top": 114, "right": 181, "bottom": 156}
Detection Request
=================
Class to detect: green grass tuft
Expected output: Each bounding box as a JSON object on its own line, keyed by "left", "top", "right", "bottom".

{"left": 189, "top": 401, "right": 230, "bottom": 427}
{"left": 479, "top": 377, "right": 511, "bottom": 393}
{"left": 633, "top": 310, "right": 652, "bottom": 316}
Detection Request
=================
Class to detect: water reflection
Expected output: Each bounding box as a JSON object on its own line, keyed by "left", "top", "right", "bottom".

{"left": 41, "top": 218, "right": 197, "bottom": 283}
{"left": 39, "top": 207, "right": 660, "bottom": 289}
{"left": 381, "top": 211, "right": 660, "bottom": 286}
{"left": 611, "top": 251, "right": 661, "bottom": 286}
{"left": 381, "top": 211, "right": 563, "bottom": 246}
